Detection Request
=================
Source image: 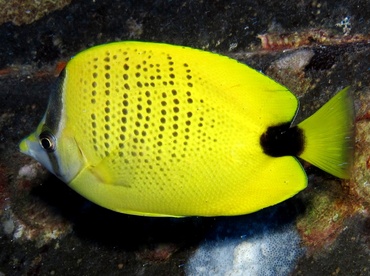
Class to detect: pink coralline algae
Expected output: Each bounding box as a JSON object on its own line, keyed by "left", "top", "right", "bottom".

{"left": 258, "top": 29, "right": 370, "bottom": 51}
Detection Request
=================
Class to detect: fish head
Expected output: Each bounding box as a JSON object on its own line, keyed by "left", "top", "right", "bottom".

{"left": 19, "top": 68, "right": 88, "bottom": 184}
{"left": 20, "top": 116, "right": 86, "bottom": 183}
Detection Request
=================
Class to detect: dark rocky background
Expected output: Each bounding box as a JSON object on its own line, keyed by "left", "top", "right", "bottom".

{"left": 0, "top": 0, "right": 369, "bottom": 275}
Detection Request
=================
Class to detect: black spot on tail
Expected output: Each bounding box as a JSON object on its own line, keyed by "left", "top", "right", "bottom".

{"left": 260, "top": 123, "right": 305, "bottom": 157}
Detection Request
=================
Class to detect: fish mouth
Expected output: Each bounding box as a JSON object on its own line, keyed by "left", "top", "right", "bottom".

{"left": 19, "top": 139, "right": 29, "bottom": 154}
{"left": 19, "top": 136, "right": 36, "bottom": 157}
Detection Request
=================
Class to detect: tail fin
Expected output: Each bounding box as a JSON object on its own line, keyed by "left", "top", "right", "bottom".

{"left": 298, "top": 87, "right": 354, "bottom": 179}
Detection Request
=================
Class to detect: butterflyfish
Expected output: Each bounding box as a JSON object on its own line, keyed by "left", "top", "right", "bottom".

{"left": 20, "top": 41, "right": 354, "bottom": 217}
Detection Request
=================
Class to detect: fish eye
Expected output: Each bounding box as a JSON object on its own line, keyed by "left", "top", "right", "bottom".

{"left": 39, "top": 132, "right": 56, "bottom": 152}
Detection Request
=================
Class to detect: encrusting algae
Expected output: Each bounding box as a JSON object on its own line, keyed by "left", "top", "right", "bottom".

{"left": 0, "top": 0, "right": 71, "bottom": 26}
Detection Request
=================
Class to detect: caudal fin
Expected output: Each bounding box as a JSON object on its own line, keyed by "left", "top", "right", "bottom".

{"left": 298, "top": 87, "right": 354, "bottom": 179}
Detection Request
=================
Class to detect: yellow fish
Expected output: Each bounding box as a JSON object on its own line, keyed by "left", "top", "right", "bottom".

{"left": 19, "top": 41, "right": 354, "bottom": 217}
